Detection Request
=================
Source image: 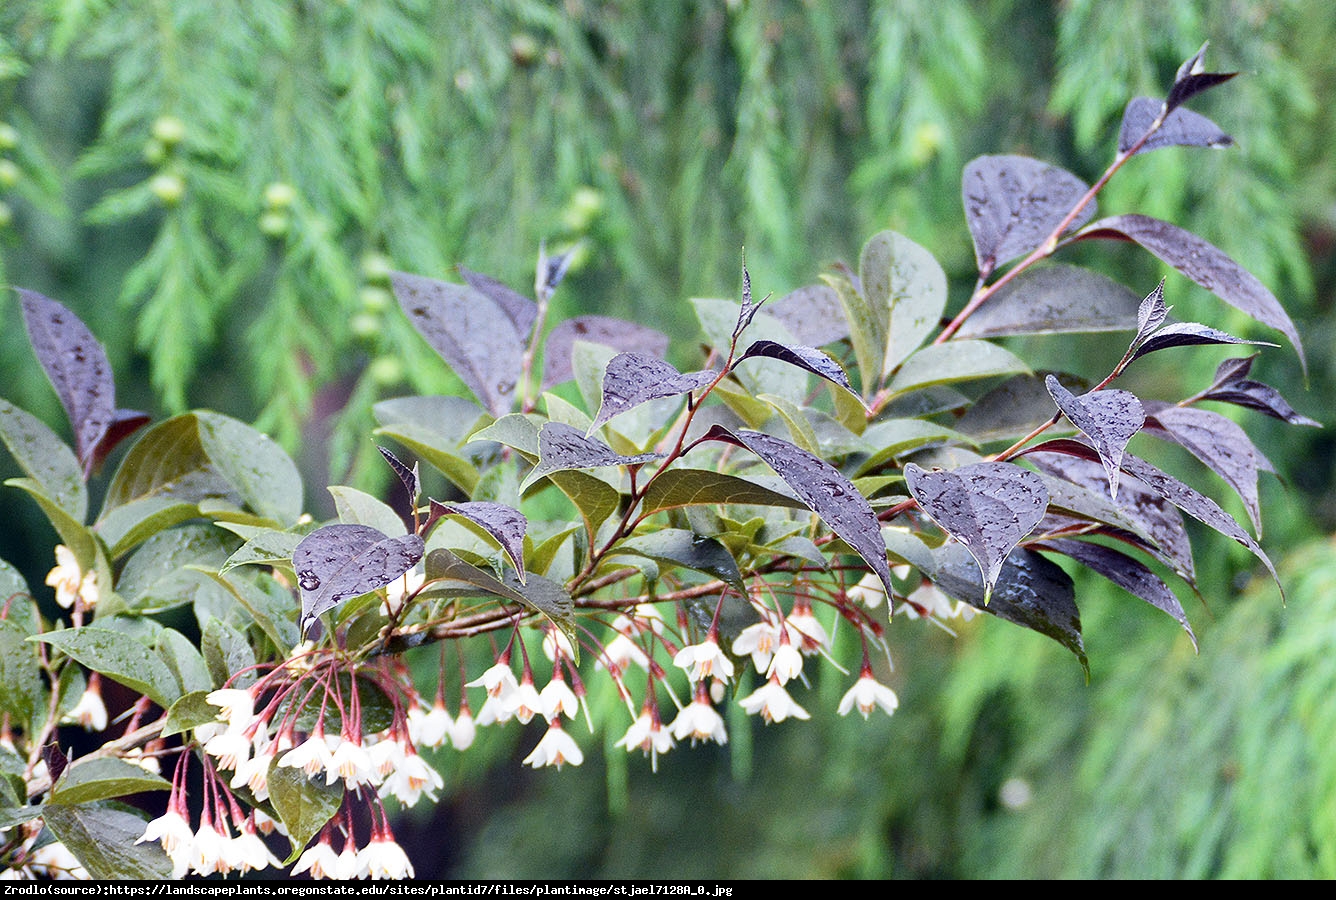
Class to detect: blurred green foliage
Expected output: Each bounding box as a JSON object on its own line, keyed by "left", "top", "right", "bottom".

{"left": 0, "top": 0, "right": 1332, "bottom": 879}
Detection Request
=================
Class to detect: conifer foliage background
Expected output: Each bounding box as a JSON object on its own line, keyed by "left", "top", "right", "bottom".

{"left": 1, "top": 0, "right": 1334, "bottom": 878}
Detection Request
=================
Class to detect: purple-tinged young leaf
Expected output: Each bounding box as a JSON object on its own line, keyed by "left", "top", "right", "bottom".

{"left": 732, "top": 261, "right": 769, "bottom": 345}
{"left": 1132, "top": 279, "right": 1169, "bottom": 349}
{"left": 90, "top": 410, "right": 150, "bottom": 476}
{"left": 541, "top": 316, "right": 670, "bottom": 389}
{"left": 293, "top": 524, "right": 425, "bottom": 636}
{"left": 430, "top": 500, "right": 528, "bottom": 583}
{"left": 766, "top": 284, "right": 850, "bottom": 347}
{"left": 1118, "top": 96, "right": 1233, "bottom": 155}
{"left": 930, "top": 543, "right": 1086, "bottom": 677}
{"left": 735, "top": 340, "right": 864, "bottom": 406}
{"left": 391, "top": 271, "right": 524, "bottom": 416}
{"left": 377, "top": 445, "right": 420, "bottom": 506}
{"left": 1074, "top": 215, "right": 1304, "bottom": 371}
{"left": 1045, "top": 375, "right": 1144, "bottom": 499}
{"left": 700, "top": 425, "right": 894, "bottom": 600}
{"left": 956, "top": 265, "right": 1140, "bottom": 339}
{"left": 904, "top": 461, "right": 1049, "bottom": 604}
{"left": 535, "top": 243, "right": 575, "bottom": 303}
{"left": 961, "top": 155, "right": 1094, "bottom": 278}
{"left": 1035, "top": 538, "right": 1196, "bottom": 651}
{"left": 523, "top": 422, "right": 661, "bottom": 490}
{"left": 458, "top": 266, "right": 539, "bottom": 340}
{"left": 1024, "top": 443, "right": 1196, "bottom": 584}
{"left": 1165, "top": 42, "right": 1237, "bottom": 114}
{"left": 1131, "top": 322, "right": 1272, "bottom": 363}
{"left": 590, "top": 353, "right": 718, "bottom": 432}
{"left": 1143, "top": 404, "right": 1270, "bottom": 535}
{"left": 17, "top": 289, "right": 117, "bottom": 478}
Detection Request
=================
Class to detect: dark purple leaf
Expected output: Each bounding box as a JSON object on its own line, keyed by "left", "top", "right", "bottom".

{"left": 1036, "top": 538, "right": 1195, "bottom": 650}
{"left": 1132, "top": 322, "right": 1271, "bottom": 362}
{"left": 961, "top": 155, "right": 1094, "bottom": 277}
{"left": 424, "top": 548, "right": 572, "bottom": 625}
{"left": 1074, "top": 214, "right": 1304, "bottom": 371}
{"left": 590, "top": 353, "right": 718, "bottom": 432}
{"left": 1199, "top": 358, "right": 1320, "bottom": 426}
{"left": 904, "top": 461, "right": 1049, "bottom": 603}
{"left": 1118, "top": 96, "right": 1233, "bottom": 155}
{"left": 735, "top": 340, "right": 863, "bottom": 406}
{"left": 766, "top": 284, "right": 850, "bottom": 347}
{"left": 17, "top": 289, "right": 117, "bottom": 478}
{"left": 293, "top": 524, "right": 425, "bottom": 636}
{"left": 930, "top": 543, "right": 1086, "bottom": 676}
{"left": 391, "top": 271, "right": 524, "bottom": 416}
{"left": 458, "top": 266, "right": 538, "bottom": 340}
{"left": 524, "top": 422, "right": 660, "bottom": 488}
{"left": 1093, "top": 445, "right": 1279, "bottom": 594}
{"left": 956, "top": 264, "right": 1141, "bottom": 339}
{"left": 1166, "top": 43, "right": 1237, "bottom": 114}
{"left": 1045, "top": 375, "right": 1144, "bottom": 499}
{"left": 1025, "top": 442, "right": 1196, "bottom": 584}
{"left": 541, "top": 316, "right": 670, "bottom": 389}
{"left": 1143, "top": 405, "right": 1269, "bottom": 535}
{"left": 432, "top": 500, "right": 528, "bottom": 582}
{"left": 701, "top": 425, "right": 894, "bottom": 601}
{"left": 377, "top": 445, "right": 420, "bottom": 505}
{"left": 615, "top": 529, "right": 745, "bottom": 595}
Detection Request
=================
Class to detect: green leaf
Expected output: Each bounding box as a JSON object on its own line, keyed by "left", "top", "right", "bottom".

{"left": 757, "top": 393, "right": 821, "bottom": 455}
{"left": 0, "top": 559, "right": 38, "bottom": 636}
{"left": 267, "top": 762, "right": 343, "bottom": 864}
{"left": 955, "top": 264, "right": 1140, "bottom": 339}
{"left": 640, "top": 468, "right": 807, "bottom": 515}
{"left": 162, "top": 690, "right": 220, "bottom": 738}
{"left": 195, "top": 411, "right": 303, "bottom": 525}
{"left": 861, "top": 230, "right": 949, "bottom": 377}
{"left": 191, "top": 569, "right": 299, "bottom": 657}
{"left": 97, "top": 497, "right": 202, "bottom": 559}
{"left": 34, "top": 626, "right": 179, "bottom": 708}
{"left": 42, "top": 803, "right": 171, "bottom": 879}
{"left": 115, "top": 522, "right": 235, "bottom": 614}
{"left": 0, "top": 399, "right": 87, "bottom": 522}
{"left": 885, "top": 340, "right": 1029, "bottom": 398}
{"left": 469, "top": 413, "right": 543, "bottom": 459}
{"left": 826, "top": 271, "right": 883, "bottom": 397}
{"left": 7, "top": 478, "right": 108, "bottom": 588}
{"left": 202, "top": 616, "right": 256, "bottom": 690}
{"left": 547, "top": 470, "right": 623, "bottom": 539}
{"left": 155, "top": 628, "right": 213, "bottom": 697}
{"left": 613, "top": 529, "right": 746, "bottom": 594}
{"left": 329, "top": 485, "right": 406, "bottom": 536}
{"left": 101, "top": 412, "right": 302, "bottom": 527}
{"left": 51, "top": 757, "right": 170, "bottom": 804}
{"left": 856, "top": 419, "right": 977, "bottom": 475}
{"left": 0, "top": 619, "right": 47, "bottom": 733}
{"left": 220, "top": 528, "right": 304, "bottom": 574}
